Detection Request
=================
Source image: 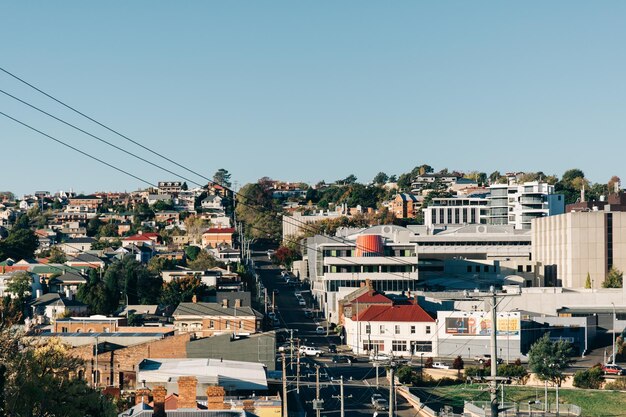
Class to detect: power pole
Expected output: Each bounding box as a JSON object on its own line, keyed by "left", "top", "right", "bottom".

{"left": 296, "top": 339, "right": 301, "bottom": 394}
{"left": 489, "top": 292, "right": 499, "bottom": 417}
{"left": 282, "top": 352, "right": 288, "bottom": 417}
{"left": 331, "top": 376, "right": 351, "bottom": 417}
{"left": 389, "top": 364, "right": 395, "bottom": 417}
{"left": 316, "top": 365, "right": 321, "bottom": 417}
{"left": 289, "top": 329, "right": 294, "bottom": 371}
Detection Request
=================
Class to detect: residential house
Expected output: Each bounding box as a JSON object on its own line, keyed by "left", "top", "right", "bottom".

{"left": 48, "top": 271, "right": 87, "bottom": 294}
{"left": 65, "top": 253, "right": 106, "bottom": 270}
{"left": 158, "top": 181, "right": 184, "bottom": 195}
{"left": 60, "top": 237, "right": 96, "bottom": 255}
{"left": 122, "top": 233, "right": 159, "bottom": 248}
{"left": 0, "top": 271, "right": 42, "bottom": 298}
{"left": 201, "top": 228, "right": 235, "bottom": 248}
{"left": 162, "top": 269, "right": 221, "bottom": 287}
{"left": 173, "top": 300, "right": 263, "bottom": 338}
{"left": 53, "top": 315, "right": 126, "bottom": 333}
{"left": 155, "top": 210, "right": 180, "bottom": 224}
{"left": 208, "top": 245, "right": 241, "bottom": 264}
{"left": 68, "top": 196, "right": 103, "bottom": 210}
{"left": 0, "top": 208, "right": 15, "bottom": 226}
{"left": 147, "top": 194, "right": 172, "bottom": 206}
{"left": 344, "top": 303, "right": 436, "bottom": 357}
{"left": 201, "top": 195, "right": 223, "bottom": 211}
{"left": 31, "top": 292, "right": 88, "bottom": 322}
{"left": 60, "top": 221, "right": 87, "bottom": 238}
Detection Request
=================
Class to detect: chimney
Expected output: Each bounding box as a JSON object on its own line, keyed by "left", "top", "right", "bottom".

{"left": 152, "top": 385, "right": 167, "bottom": 417}
{"left": 222, "top": 299, "right": 228, "bottom": 308}
{"left": 234, "top": 299, "right": 242, "bottom": 308}
{"left": 135, "top": 387, "right": 151, "bottom": 405}
{"left": 192, "top": 294, "right": 197, "bottom": 304}
{"left": 177, "top": 376, "right": 198, "bottom": 409}
{"left": 206, "top": 385, "right": 228, "bottom": 410}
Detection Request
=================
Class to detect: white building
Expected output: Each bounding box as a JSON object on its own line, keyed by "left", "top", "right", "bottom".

{"left": 344, "top": 303, "right": 437, "bottom": 357}
{"left": 488, "top": 181, "right": 564, "bottom": 230}
{"left": 423, "top": 197, "right": 489, "bottom": 228}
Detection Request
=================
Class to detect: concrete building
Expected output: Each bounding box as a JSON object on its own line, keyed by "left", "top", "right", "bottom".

{"left": 423, "top": 197, "right": 489, "bottom": 228}
{"left": 532, "top": 211, "right": 626, "bottom": 288}
{"left": 187, "top": 331, "right": 276, "bottom": 370}
{"left": 282, "top": 208, "right": 349, "bottom": 241}
{"left": 488, "top": 181, "right": 565, "bottom": 230}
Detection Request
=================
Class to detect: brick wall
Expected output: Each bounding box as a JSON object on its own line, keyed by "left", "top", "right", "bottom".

{"left": 177, "top": 376, "right": 198, "bottom": 409}
{"left": 70, "top": 333, "right": 190, "bottom": 389}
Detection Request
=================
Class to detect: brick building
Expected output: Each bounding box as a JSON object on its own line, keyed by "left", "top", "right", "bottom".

{"left": 391, "top": 193, "right": 420, "bottom": 218}
{"left": 201, "top": 227, "right": 235, "bottom": 248}
{"left": 173, "top": 300, "right": 263, "bottom": 338}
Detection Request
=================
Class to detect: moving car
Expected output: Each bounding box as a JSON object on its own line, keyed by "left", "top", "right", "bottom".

{"left": 332, "top": 355, "right": 357, "bottom": 364}
{"left": 474, "top": 354, "right": 503, "bottom": 364}
{"left": 299, "top": 345, "right": 323, "bottom": 357}
{"left": 602, "top": 364, "right": 624, "bottom": 375}
{"left": 371, "top": 394, "right": 388, "bottom": 410}
{"left": 432, "top": 362, "right": 449, "bottom": 369}
{"left": 369, "top": 353, "right": 391, "bottom": 361}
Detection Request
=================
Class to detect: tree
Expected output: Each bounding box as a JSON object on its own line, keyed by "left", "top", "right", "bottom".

{"left": 396, "top": 173, "right": 413, "bottom": 191}
{"left": 272, "top": 246, "right": 298, "bottom": 268}
{"left": 188, "top": 250, "right": 221, "bottom": 270}
{"left": 6, "top": 272, "right": 31, "bottom": 301}
{"left": 76, "top": 269, "right": 110, "bottom": 315}
{"left": 235, "top": 183, "right": 281, "bottom": 241}
{"left": 602, "top": 267, "right": 623, "bottom": 288}
{"left": 585, "top": 272, "right": 592, "bottom": 289}
{"left": 373, "top": 172, "right": 389, "bottom": 185}
{"left": 48, "top": 246, "right": 67, "bottom": 263}
{"left": 185, "top": 245, "right": 201, "bottom": 261}
{"left": 338, "top": 174, "right": 357, "bottom": 185}
{"left": 0, "top": 225, "right": 38, "bottom": 262}
{"left": 184, "top": 216, "right": 210, "bottom": 245}
{"left": 608, "top": 176, "right": 621, "bottom": 194}
{"left": 489, "top": 171, "right": 504, "bottom": 184}
{"left": 213, "top": 168, "right": 232, "bottom": 188}
{"left": 452, "top": 355, "right": 464, "bottom": 378}
{"left": 86, "top": 217, "right": 102, "bottom": 237}
{"left": 160, "top": 275, "right": 209, "bottom": 307}
{"left": 528, "top": 333, "right": 574, "bottom": 387}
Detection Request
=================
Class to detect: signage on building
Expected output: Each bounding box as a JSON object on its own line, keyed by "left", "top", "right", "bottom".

{"left": 442, "top": 311, "right": 520, "bottom": 337}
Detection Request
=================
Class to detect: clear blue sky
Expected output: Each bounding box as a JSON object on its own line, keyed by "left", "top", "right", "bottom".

{"left": 2, "top": 2, "right": 626, "bottom": 196}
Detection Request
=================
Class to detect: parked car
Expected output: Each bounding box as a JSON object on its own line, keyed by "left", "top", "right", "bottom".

{"left": 315, "top": 326, "right": 325, "bottom": 334}
{"left": 298, "top": 298, "right": 306, "bottom": 306}
{"left": 371, "top": 394, "right": 388, "bottom": 411}
{"left": 369, "top": 353, "right": 391, "bottom": 361}
{"left": 432, "top": 362, "right": 449, "bottom": 369}
{"left": 328, "top": 344, "right": 337, "bottom": 353}
{"left": 602, "top": 364, "right": 624, "bottom": 375}
{"left": 371, "top": 393, "right": 384, "bottom": 405}
{"left": 299, "top": 345, "right": 323, "bottom": 357}
{"left": 304, "top": 310, "right": 314, "bottom": 318}
{"left": 267, "top": 250, "right": 275, "bottom": 259}
{"left": 474, "top": 354, "right": 503, "bottom": 364}
{"left": 332, "top": 355, "right": 357, "bottom": 364}
{"left": 278, "top": 343, "right": 296, "bottom": 353}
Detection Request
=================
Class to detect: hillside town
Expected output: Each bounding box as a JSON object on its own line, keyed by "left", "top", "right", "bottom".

{"left": 1, "top": 167, "right": 625, "bottom": 417}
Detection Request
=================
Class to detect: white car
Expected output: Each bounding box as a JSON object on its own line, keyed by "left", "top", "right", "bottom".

{"left": 369, "top": 353, "right": 391, "bottom": 361}
{"left": 315, "top": 326, "right": 325, "bottom": 334}
{"left": 432, "top": 362, "right": 449, "bottom": 369}
{"left": 298, "top": 298, "right": 306, "bottom": 306}
{"left": 299, "top": 346, "right": 323, "bottom": 357}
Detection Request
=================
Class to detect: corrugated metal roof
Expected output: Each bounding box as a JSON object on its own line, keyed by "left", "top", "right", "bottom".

{"left": 356, "top": 304, "right": 435, "bottom": 323}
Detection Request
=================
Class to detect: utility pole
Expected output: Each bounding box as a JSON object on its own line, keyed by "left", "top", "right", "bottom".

{"left": 296, "top": 339, "right": 301, "bottom": 394}
{"left": 315, "top": 365, "right": 322, "bottom": 417}
{"left": 489, "top": 292, "right": 498, "bottom": 417}
{"left": 389, "top": 364, "right": 395, "bottom": 417}
{"left": 282, "top": 352, "right": 288, "bottom": 417}
{"left": 289, "top": 329, "right": 294, "bottom": 371}
{"left": 331, "top": 376, "right": 351, "bottom": 417}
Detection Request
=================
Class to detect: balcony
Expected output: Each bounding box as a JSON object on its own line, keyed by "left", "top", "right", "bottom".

{"left": 324, "top": 256, "right": 418, "bottom": 266}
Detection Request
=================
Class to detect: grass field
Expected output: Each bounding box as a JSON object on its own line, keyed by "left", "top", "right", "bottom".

{"left": 411, "top": 384, "right": 626, "bottom": 416}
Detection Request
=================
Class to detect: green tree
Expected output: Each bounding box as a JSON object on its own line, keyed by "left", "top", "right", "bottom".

{"left": 76, "top": 269, "right": 110, "bottom": 314}
{"left": 185, "top": 245, "right": 201, "bottom": 261}
{"left": 160, "top": 275, "right": 209, "bottom": 307}
{"left": 338, "top": 174, "right": 358, "bottom": 185}
{"left": 585, "top": 272, "right": 592, "bottom": 289}
{"left": 602, "top": 267, "right": 623, "bottom": 288}
{"left": 528, "top": 333, "right": 574, "bottom": 387}
{"left": 86, "top": 217, "right": 102, "bottom": 237}
{"left": 396, "top": 173, "right": 413, "bottom": 191}
{"left": 235, "top": 183, "right": 281, "bottom": 241}
{"left": 0, "top": 225, "right": 38, "bottom": 262}
{"left": 6, "top": 272, "right": 32, "bottom": 301}
{"left": 188, "top": 250, "right": 221, "bottom": 270}
{"left": 48, "top": 246, "right": 67, "bottom": 263}
{"left": 373, "top": 172, "right": 389, "bottom": 185}
{"left": 213, "top": 168, "right": 232, "bottom": 188}
{"left": 489, "top": 171, "right": 504, "bottom": 184}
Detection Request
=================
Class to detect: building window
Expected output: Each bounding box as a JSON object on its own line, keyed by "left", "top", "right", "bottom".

{"left": 365, "top": 324, "right": 371, "bottom": 334}
{"left": 379, "top": 325, "right": 385, "bottom": 334}
{"left": 467, "top": 266, "right": 472, "bottom": 273}
{"left": 239, "top": 321, "right": 244, "bottom": 329}
{"left": 517, "top": 265, "right": 523, "bottom": 273}
{"left": 225, "top": 320, "right": 230, "bottom": 329}
{"left": 392, "top": 341, "right": 407, "bottom": 352}
{"left": 210, "top": 320, "right": 214, "bottom": 328}
{"left": 414, "top": 341, "right": 433, "bottom": 352}
{"left": 484, "top": 265, "right": 489, "bottom": 272}
{"left": 395, "top": 325, "right": 400, "bottom": 334}
{"left": 410, "top": 326, "right": 416, "bottom": 334}
{"left": 426, "top": 326, "right": 431, "bottom": 334}
{"left": 526, "top": 265, "right": 532, "bottom": 272}
{"left": 61, "top": 327, "right": 68, "bottom": 333}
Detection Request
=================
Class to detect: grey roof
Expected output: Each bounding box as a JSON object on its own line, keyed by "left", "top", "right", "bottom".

{"left": 68, "top": 253, "right": 105, "bottom": 263}
{"left": 31, "top": 292, "right": 87, "bottom": 308}
{"left": 65, "top": 237, "right": 96, "bottom": 244}
{"left": 119, "top": 409, "right": 247, "bottom": 417}
{"left": 173, "top": 302, "right": 263, "bottom": 319}
{"left": 49, "top": 271, "right": 87, "bottom": 284}
{"left": 202, "top": 195, "right": 221, "bottom": 202}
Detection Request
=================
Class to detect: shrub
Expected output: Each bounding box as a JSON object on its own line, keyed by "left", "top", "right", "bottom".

{"left": 573, "top": 367, "right": 604, "bottom": 389}
{"left": 465, "top": 366, "right": 487, "bottom": 378}
{"left": 604, "top": 378, "right": 626, "bottom": 390}
{"left": 425, "top": 357, "right": 434, "bottom": 368}
{"left": 452, "top": 355, "right": 464, "bottom": 370}
{"left": 498, "top": 364, "right": 529, "bottom": 384}
{"left": 397, "top": 365, "right": 414, "bottom": 385}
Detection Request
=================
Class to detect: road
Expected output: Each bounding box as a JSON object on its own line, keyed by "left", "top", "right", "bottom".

{"left": 252, "top": 249, "right": 419, "bottom": 417}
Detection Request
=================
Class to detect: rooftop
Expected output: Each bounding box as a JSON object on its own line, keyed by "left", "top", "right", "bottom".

{"left": 355, "top": 304, "right": 435, "bottom": 323}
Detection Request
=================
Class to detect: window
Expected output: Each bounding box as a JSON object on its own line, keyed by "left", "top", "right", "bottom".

{"left": 392, "top": 341, "right": 407, "bottom": 352}
{"left": 61, "top": 327, "right": 68, "bottom": 333}
{"left": 467, "top": 266, "right": 472, "bottom": 273}
{"left": 225, "top": 320, "right": 230, "bottom": 329}
{"left": 363, "top": 340, "right": 385, "bottom": 352}
{"left": 365, "top": 324, "right": 371, "bottom": 334}
{"left": 410, "top": 326, "right": 416, "bottom": 334}
{"left": 426, "top": 326, "right": 431, "bottom": 334}
{"left": 484, "top": 265, "right": 489, "bottom": 272}
{"left": 526, "top": 265, "right": 532, "bottom": 272}
{"left": 395, "top": 325, "right": 400, "bottom": 334}
{"left": 475, "top": 266, "right": 480, "bottom": 273}
{"left": 517, "top": 265, "right": 523, "bottom": 273}
{"left": 209, "top": 320, "right": 214, "bottom": 329}
{"left": 414, "top": 341, "right": 433, "bottom": 352}
{"left": 379, "top": 325, "right": 385, "bottom": 334}
{"left": 239, "top": 321, "right": 244, "bottom": 329}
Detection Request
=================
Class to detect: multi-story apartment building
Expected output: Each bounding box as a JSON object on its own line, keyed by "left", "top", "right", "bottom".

{"left": 422, "top": 197, "right": 489, "bottom": 228}
{"left": 157, "top": 181, "right": 184, "bottom": 195}
{"left": 173, "top": 299, "right": 263, "bottom": 338}
{"left": 391, "top": 193, "right": 421, "bottom": 219}
{"left": 488, "top": 181, "right": 564, "bottom": 229}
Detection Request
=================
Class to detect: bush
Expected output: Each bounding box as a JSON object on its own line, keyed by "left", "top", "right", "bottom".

{"left": 573, "top": 367, "right": 604, "bottom": 389}
{"left": 452, "top": 355, "right": 464, "bottom": 370}
{"left": 465, "top": 366, "right": 487, "bottom": 378}
{"left": 425, "top": 357, "right": 434, "bottom": 368}
{"left": 604, "top": 378, "right": 626, "bottom": 390}
{"left": 498, "top": 364, "right": 529, "bottom": 384}
{"left": 397, "top": 365, "right": 414, "bottom": 385}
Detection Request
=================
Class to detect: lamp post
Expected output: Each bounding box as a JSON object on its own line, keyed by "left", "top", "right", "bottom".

{"left": 420, "top": 352, "right": 424, "bottom": 380}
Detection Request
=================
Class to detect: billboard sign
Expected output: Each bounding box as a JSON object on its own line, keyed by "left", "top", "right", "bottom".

{"left": 443, "top": 311, "right": 520, "bottom": 337}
